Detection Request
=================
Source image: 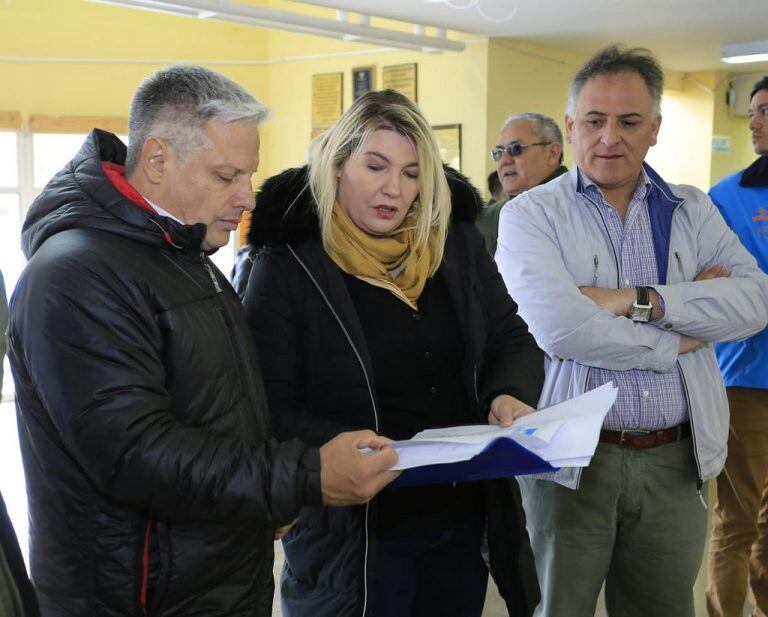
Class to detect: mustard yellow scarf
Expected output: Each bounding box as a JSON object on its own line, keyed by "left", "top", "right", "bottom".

{"left": 327, "top": 202, "right": 436, "bottom": 310}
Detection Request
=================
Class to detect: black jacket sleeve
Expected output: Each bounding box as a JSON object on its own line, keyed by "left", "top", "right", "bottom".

{"left": 9, "top": 250, "right": 320, "bottom": 527}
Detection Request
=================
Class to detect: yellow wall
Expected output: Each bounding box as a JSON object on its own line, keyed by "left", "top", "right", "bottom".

{"left": 485, "top": 39, "right": 583, "bottom": 177}
{"left": 0, "top": 1, "right": 269, "bottom": 120}
{"left": 645, "top": 71, "right": 716, "bottom": 191}
{"left": 1, "top": 0, "right": 760, "bottom": 200}
{"left": 711, "top": 71, "right": 756, "bottom": 186}
{"left": 260, "top": 1, "right": 489, "bottom": 186}
{"left": 1, "top": 0, "right": 488, "bottom": 189}
{"left": 261, "top": 33, "right": 489, "bottom": 187}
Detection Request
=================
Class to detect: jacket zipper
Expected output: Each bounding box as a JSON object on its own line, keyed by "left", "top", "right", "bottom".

{"left": 678, "top": 361, "right": 706, "bottom": 508}
{"left": 287, "top": 245, "right": 378, "bottom": 617}
{"left": 201, "top": 253, "right": 223, "bottom": 293}
{"left": 593, "top": 254, "right": 600, "bottom": 286}
{"left": 582, "top": 194, "right": 621, "bottom": 288}
{"left": 674, "top": 251, "right": 684, "bottom": 278}
{"left": 665, "top": 204, "right": 705, "bottom": 507}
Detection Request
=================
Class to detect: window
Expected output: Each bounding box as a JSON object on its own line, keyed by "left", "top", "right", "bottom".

{"left": 32, "top": 133, "right": 91, "bottom": 189}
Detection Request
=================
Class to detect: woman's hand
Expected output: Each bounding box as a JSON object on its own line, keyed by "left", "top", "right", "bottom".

{"left": 487, "top": 394, "right": 535, "bottom": 428}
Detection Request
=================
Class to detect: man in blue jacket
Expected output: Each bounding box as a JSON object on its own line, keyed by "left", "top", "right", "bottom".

{"left": 496, "top": 45, "right": 768, "bottom": 617}
{"left": 706, "top": 75, "right": 768, "bottom": 617}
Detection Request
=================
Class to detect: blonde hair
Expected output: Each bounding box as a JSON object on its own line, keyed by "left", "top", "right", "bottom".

{"left": 308, "top": 89, "right": 450, "bottom": 276}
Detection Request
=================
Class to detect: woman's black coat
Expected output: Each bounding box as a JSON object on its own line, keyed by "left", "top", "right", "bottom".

{"left": 243, "top": 165, "right": 544, "bottom": 616}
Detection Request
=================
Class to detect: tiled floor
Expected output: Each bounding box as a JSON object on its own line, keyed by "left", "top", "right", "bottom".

{"left": 1, "top": 399, "right": 753, "bottom": 616}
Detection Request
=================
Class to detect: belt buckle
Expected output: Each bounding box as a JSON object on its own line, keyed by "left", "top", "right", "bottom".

{"left": 619, "top": 428, "right": 651, "bottom": 448}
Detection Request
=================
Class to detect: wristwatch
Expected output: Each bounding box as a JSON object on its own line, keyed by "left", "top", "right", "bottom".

{"left": 629, "top": 286, "right": 652, "bottom": 322}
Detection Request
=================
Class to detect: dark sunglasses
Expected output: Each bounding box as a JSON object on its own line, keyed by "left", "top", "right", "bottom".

{"left": 490, "top": 141, "right": 552, "bottom": 162}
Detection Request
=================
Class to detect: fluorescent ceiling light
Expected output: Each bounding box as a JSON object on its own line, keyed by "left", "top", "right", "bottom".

{"left": 87, "top": 0, "right": 465, "bottom": 53}
{"left": 722, "top": 39, "right": 768, "bottom": 64}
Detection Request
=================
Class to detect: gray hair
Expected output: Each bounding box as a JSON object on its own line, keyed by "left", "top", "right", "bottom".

{"left": 566, "top": 45, "right": 664, "bottom": 118}
{"left": 502, "top": 112, "right": 564, "bottom": 164}
{"left": 125, "top": 65, "right": 270, "bottom": 174}
{"left": 502, "top": 112, "right": 563, "bottom": 147}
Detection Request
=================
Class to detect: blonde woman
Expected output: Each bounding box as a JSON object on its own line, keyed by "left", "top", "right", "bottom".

{"left": 243, "top": 90, "right": 543, "bottom": 616}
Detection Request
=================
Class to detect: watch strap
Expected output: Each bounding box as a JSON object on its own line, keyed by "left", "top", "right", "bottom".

{"left": 635, "top": 286, "right": 650, "bottom": 307}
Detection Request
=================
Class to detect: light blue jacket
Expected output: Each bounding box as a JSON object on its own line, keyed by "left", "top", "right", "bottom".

{"left": 497, "top": 164, "right": 768, "bottom": 488}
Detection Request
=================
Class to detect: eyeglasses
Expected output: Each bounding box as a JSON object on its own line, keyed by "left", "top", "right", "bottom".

{"left": 490, "top": 141, "right": 552, "bottom": 162}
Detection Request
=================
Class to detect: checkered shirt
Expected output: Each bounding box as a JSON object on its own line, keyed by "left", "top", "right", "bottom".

{"left": 580, "top": 168, "right": 689, "bottom": 430}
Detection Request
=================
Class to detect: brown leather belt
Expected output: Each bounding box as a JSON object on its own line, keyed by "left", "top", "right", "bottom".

{"left": 599, "top": 422, "right": 691, "bottom": 449}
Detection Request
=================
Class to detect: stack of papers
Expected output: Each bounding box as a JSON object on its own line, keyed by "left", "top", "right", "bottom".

{"left": 389, "top": 382, "right": 617, "bottom": 487}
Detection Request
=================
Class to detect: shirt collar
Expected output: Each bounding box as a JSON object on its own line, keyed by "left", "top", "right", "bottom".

{"left": 144, "top": 197, "right": 184, "bottom": 225}
{"left": 577, "top": 166, "right": 651, "bottom": 205}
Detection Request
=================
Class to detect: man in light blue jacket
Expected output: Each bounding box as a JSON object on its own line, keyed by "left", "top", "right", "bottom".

{"left": 496, "top": 45, "right": 768, "bottom": 617}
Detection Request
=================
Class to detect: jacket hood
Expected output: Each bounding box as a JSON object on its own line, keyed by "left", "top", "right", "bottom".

{"left": 21, "top": 129, "right": 207, "bottom": 259}
{"left": 740, "top": 155, "right": 768, "bottom": 188}
{"left": 247, "top": 164, "right": 483, "bottom": 247}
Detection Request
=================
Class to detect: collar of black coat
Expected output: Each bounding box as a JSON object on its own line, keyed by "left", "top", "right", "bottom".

{"left": 740, "top": 156, "right": 768, "bottom": 188}
{"left": 247, "top": 164, "right": 483, "bottom": 247}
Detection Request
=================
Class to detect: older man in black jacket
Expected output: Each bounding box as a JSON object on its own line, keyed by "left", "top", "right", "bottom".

{"left": 7, "top": 65, "right": 398, "bottom": 616}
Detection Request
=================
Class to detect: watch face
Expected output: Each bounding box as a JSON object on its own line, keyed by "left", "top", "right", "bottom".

{"left": 630, "top": 305, "right": 652, "bottom": 322}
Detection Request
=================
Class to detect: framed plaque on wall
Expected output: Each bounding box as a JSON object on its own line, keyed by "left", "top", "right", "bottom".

{"left": 382, "top": 63, "right": 417, "bottom": 102}
{"left": 312, "top": 72, "right": 343, "bottom": 131}
{"left": 352, "top": 66, "right": 375, "bottom": 101}
{"left": 433, "top": 124, "right": 462, "bottom": 171}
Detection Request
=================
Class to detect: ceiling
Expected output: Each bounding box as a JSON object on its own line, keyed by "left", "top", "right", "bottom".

{"left": 300, "top": 0, "right": 768, "bottom": 73}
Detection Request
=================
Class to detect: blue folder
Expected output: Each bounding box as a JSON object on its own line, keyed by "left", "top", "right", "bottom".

{"left": 389, "top": 436, "right": 560, "bottom": 488}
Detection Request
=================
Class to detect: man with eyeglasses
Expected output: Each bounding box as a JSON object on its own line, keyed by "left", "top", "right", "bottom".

{"left": 478, "top": 112, "right": 567, "bottom": 256}
{"left": 706, "top": 75, "right": 768, "bottom": 617}
{"left": 496, "top": 45, "right": 768, "bottom": 617}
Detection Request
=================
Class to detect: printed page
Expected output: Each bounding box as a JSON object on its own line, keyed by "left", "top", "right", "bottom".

{"left": 387, "top": 383, "right": 617, "bottom": 471}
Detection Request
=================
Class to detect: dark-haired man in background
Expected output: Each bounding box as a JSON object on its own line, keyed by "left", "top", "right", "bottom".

{"left": 706, "top": 75, "right": 768, "bottom": 617}
{"left": 487, "top": 170, "right": 505, "bottom": 204}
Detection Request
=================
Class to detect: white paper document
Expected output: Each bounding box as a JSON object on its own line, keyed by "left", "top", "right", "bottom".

{"left": 388, "top": 382, "right": 618, "bottom": 472}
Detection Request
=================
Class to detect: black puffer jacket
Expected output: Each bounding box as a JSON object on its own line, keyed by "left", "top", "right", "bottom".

{"left": 8, "top": 130, "right": 322, "bottom": 617}
{"left": 242, "top": 166, "right": 543, "bottom": 616}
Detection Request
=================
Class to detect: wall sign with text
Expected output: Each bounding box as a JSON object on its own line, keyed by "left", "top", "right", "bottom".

{"left": 433, "top": 124, "right": 462, "bottom": 172}
{"left": 311, "top": 72, "right": 343, "bottom": 131}
{"left": 382, "top": 63, "right": 417, "bottom": 102}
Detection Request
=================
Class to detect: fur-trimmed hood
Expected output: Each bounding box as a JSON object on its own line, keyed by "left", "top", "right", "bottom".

{"left": 247, "top": 164, "right": 483, "bottom": 247}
